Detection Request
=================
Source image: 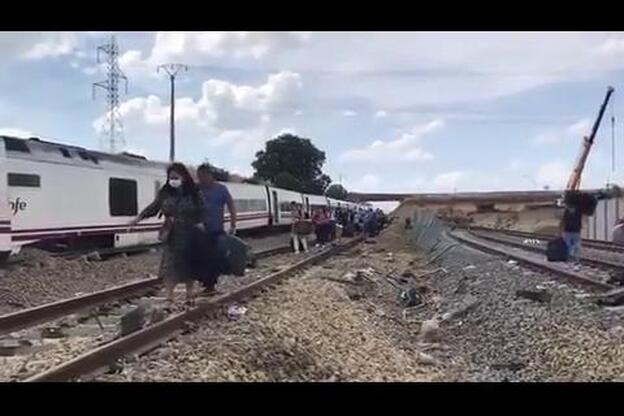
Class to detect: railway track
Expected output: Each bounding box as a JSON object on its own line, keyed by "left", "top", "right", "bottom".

{"left": 465, "top": 225, "right": 624, "bottom": 253}
{"left": 448, "top": 229, "right": 618, "bottom": 292}
{"left": 0, "top": 237, "right": 362, "bottom": 382}
{"left": 0, "top": 244, "right": 292, "bottom": 337}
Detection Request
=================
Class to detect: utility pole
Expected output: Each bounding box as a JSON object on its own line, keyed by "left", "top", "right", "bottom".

{"left": 157, "top": 63, "right": 188, "bottom": 162}
{"left": 93, "top": 35, "right": 128, "bottom": 153}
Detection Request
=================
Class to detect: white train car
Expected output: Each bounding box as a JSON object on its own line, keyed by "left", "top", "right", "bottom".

{"left": 222, "top": 182, "right": 270, "bottom": 230}
{"left": 0, "top": 135, "right": 356, "bottom": 260}
{"left": 0, "top": 136, "right": 167, "bottom": 258}
{"left": 303, "top": 193, "right": 329, "bottom": 214}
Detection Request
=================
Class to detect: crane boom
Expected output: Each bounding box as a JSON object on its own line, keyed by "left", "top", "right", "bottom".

{"left": 566, "top": 86, "right": 615, "bottom": 191}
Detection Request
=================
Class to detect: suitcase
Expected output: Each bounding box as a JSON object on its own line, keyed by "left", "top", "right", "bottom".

{"left": 217, "top": 234, "right": 250, "bottom": 276}
{"left": 546, "top": 237, "right": 568, "bottom": 262}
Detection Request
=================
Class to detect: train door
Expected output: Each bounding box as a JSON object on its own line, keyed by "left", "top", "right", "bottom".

{"left": 304, "top": 196, "right": 310, "bottom": 215}
{"left": 272, "top": 190, "right": 279, "bottom": 224}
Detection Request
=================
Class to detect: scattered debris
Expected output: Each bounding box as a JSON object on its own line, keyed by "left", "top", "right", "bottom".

{"left": 400, "top": 287, "right": 422, "bottom": 308}
{"left": 40, "top": 326, "right": 66, "bottom": 339}
{"left": 507, "top": 260, "right": 518, "bottom": 266}
{"left": 463, "top": 265, "right": 477, "bottom": 271}
{"left": 364, "top": 239, "right": 377, "bottom": 244}
{"left": 515, "top": 289, "right": 552, "bottom": 304}
{"left": 227, "top": 304, "right": 248, "bottom": 321}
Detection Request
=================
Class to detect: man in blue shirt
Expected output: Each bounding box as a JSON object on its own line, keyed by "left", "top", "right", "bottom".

{"left": 196, "top": 164, "right": 237, "bottom": 295}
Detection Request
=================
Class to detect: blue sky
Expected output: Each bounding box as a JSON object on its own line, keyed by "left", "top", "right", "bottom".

{"left": 3, "top": 32, "right": 624, "bottom": 194}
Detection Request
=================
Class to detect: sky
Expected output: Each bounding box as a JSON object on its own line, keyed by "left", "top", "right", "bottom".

{"left": 3, "top": 31, "right": 624, "bottom": 195}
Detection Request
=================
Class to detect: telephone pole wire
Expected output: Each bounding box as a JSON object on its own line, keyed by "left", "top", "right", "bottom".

{"left": 157, "top": 63, "right": 188, "bottom": 162}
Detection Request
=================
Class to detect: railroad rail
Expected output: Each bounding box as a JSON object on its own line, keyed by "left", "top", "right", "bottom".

{"left": 464, "top": 225, "right": 624, "bottom": 253}
{"left": 0, "top": 244, "right": 293, "bottom": 337}
{"left": 448, "top": 230, "right": 616, "bottom": 292}
{"left": 469, "top": 229, "right": 624, "bottom": 271}
{"left": 24, "top": 237, "right": 363, "bottom": 382}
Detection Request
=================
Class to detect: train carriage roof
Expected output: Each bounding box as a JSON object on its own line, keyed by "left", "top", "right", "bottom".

{"left": 1, "top": 136, "right": 168, "bottom": 170}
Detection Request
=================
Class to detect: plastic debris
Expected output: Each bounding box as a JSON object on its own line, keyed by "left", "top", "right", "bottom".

{"left": 227, "top": 304, "right": 248, "bottom": 320}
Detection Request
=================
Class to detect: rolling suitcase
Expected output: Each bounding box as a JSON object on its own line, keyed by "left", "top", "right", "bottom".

{"left": 217, "top": 234, "right": 250, "bottom": 276}
{"left": 546, "top": 237, "right": 568, "bottom": 262}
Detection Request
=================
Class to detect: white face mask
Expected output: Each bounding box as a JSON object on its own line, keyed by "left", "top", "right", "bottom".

{"left": 169, "top": 178, "right": 182, "bottom": 188}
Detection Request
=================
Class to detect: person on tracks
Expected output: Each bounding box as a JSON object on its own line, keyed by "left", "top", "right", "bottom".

{"left": 195, "top": 163, "right": 237, "bottom": 296}
{"left": 291, "top": 202, "right": 311, "bottom": 253}
{"left": 129, "top": 162, "right": 205, "bottom": 308}
{"left": 560, "top": 200, "right": 583, "bottom": 267}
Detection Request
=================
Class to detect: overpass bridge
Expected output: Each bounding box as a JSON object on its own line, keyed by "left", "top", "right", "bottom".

{"left": 348, "top": 190, "right": 566, "bottom": 204}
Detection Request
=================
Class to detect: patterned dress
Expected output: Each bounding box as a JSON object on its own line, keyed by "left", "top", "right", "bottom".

{"left": 138, "top": 189, "right": 205, "bottom": 284}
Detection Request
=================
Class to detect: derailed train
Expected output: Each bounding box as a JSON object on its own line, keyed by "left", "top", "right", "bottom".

{"left": 0, "top": 135, "right": 361, "bottom": 261}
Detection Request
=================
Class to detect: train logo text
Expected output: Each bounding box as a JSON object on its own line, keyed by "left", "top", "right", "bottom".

{"left": 9, "top": 198, "right": 27, "bottom": 215}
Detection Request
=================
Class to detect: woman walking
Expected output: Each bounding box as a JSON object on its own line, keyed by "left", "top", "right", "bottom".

{"left": 129, "top": 163, "right": 205, "bottom": 308}
{"left": 291, "top": 202, "right": 311, "bottom": 253}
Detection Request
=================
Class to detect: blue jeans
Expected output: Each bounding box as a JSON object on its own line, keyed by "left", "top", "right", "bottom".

{"left": 562, "top": 231, "right": 581, "bottom": 261}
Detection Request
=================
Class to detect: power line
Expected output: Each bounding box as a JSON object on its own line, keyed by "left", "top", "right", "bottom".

{"left": 92, "top": 35, "right": 128, "bottom": 154}
{"left": 157, "top": 63, "right": 188, "bottom": 162}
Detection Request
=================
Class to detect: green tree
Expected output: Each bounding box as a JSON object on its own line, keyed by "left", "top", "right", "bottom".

{"left": 325, "top": 184, "right": 348, "bottom": 200}
{"left": 252, "top": 134, "right": 332, "bottom": 194}
{"left": 273, "top": 172, "right": 303, "bottom": 192}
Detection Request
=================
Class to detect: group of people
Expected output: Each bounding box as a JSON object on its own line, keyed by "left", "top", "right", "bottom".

{"left": 129, "top": 162, "right": 237, "bottom": 308}
{"left": 289, "top": 204, "right": 336, "bottom": 253}
{"left": 290, "top": 204, "right": 388, "bottom": 253}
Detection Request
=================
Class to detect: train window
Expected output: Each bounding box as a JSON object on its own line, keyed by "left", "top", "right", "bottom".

{"left": 8, "top": 173, "right": 40, "bottom": 187}
{"left": 109, "top": 178, "right": 138, "bottom": 216}
{"left": 90, "top": 155, "right": 99, "bottom": 164}
{"left": 58, "top": 148, "right": 72, "bottom": 158}
{"left": 234, "top": 199, "right": 267, "bottom": 212}
{"left": 78, "top": 151, "right": 90, "bottom": 161}
{"left": 280, "top": 202, "right": 293, "bottom": 211}
{"left": 3, "top": 137, "right": 30, "bottom": 153}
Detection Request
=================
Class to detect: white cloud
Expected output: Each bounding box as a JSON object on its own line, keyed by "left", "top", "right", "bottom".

{"left": 0, "top": 32, "right": 78, "bottom": 61}
{"left": 342, "top": 110, "right": 357, "bottom": 117}
{"left": 340, "top": 119, "right": 442, "bottom": 163}
{"left": 598, "top": 37, "right": 624, "bottom": 54}
{"left": 566, "top": 118, "right": 591, "bottom": 136}
{"left": 93, "top": 71, "right": 303, "bottom": 161}
{"left": 150, "top": 32, "right": 309, "bottom": 63}
{"left": 0, "top": 128, "right": 34, "bottom": 138}
{"left": 532, "top": 118, "right": 592, "bottom": 146}
{"left": 374, "top": 110, "right": 388, "bottom": 119}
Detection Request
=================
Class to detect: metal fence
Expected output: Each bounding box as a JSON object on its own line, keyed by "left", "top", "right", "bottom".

{"left": 408, "top": 209, "right": 458, "bottom": 262}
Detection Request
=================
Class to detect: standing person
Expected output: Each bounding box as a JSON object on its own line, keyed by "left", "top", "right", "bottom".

{"left": 196, "top": 163, "right": 237, "bottom": 295}
{"left": 312, "top": 208, "right": 329, "bottom": 246}
{"left": 129, "top": 163, "right": 204, "bottom": 308}
{"left": 560, "top": 201, "right": 583, "bottom": 265}
{"left": 291, "top": 202, "right": 311, "bottom": 253}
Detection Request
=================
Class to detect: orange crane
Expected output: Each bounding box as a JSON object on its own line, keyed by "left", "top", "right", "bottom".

{"left": 566, "top": 86, "right": 615, "bottom": 191}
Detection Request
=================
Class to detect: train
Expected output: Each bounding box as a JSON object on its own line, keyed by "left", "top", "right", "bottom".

{"left": 0, "top": 135, "right": 362, "bottom": 262}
